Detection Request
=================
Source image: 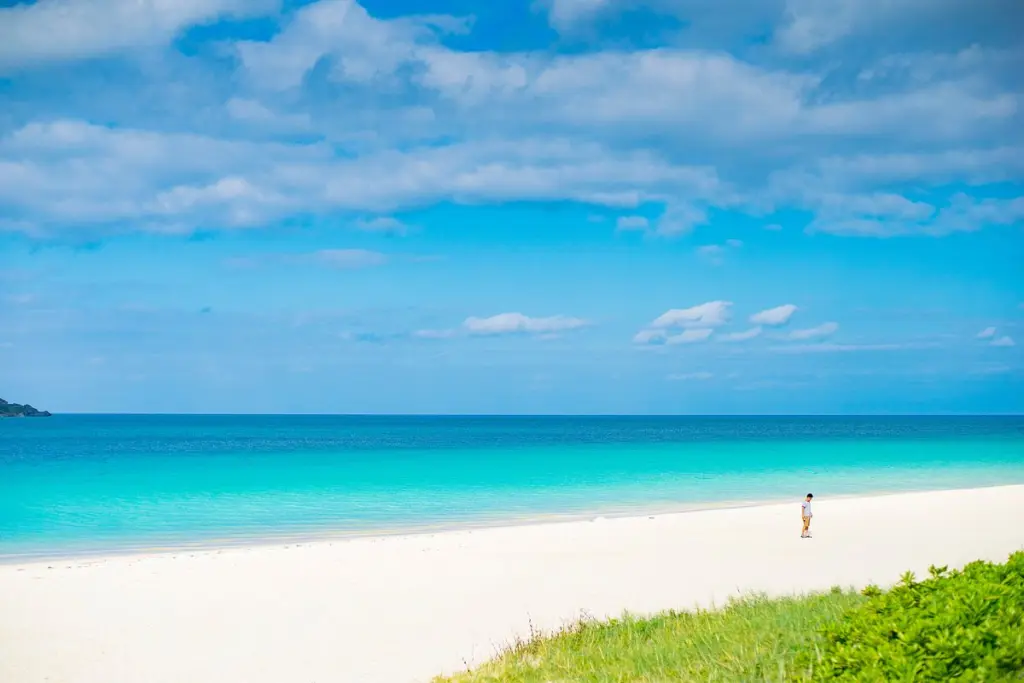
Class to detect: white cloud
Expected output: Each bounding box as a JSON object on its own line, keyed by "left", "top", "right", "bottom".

{"left": 802, "top": 193, "right": 1024, "bottom": 238}
{"left": 977, "top": 326, "right": 997, "bottom": 339}
{"left": 616, "top": 215, "right": 649, "bottom": 231}
{"left": 411, "top": 46, "right": 887, "bottom": 165}
{"left": 633, "top": 326, "right": 714, "bottom": 345}
{"left": 633, "top": 329, "right": 667, "bottom": 345}
{"left": 750, "top": 304, "right": 798, "bottom": 326}
{"left": 991, "top": 335, "right": 1015, "bottom": 347}
{"left": 237, "top": 0, "right": 475, "bottom": 92}
{"left": 237, "top": 0, "right": 408, "bottom": 90}
{"left": 0, "top": 121, "right": 725, "bottom": 234}
{"left": 775, "top": 0, "right": 1020, "bottom": 54}
{"left": 719, "top": 327, "right": 763, "bottom": 342}
{"left": 463, "top": 312, "right": 589, "bottom": 336}
{"left": 656, "top": 203, "right": 710, "bottom": 236}
{"left": 785, "top": 321, "right": 839, "bottom": 340}
{"left": 1, "top": 1, "right": 1022, "bottom": 244}
{"left": 666, "top": 328, "right": 714, "bottom": 345}
{"left": 726, "top": 239, "right": 744, "bottom": 248}
{"left": 667, "top": 371, "right": 714, "bottom": 381}
{"left": 0, "top": 0, "right": 276, "bottom": 72}
{"left": 808, "top": 147, "right": 1024, "bottom": 190}
{"left": 226, "top": 98, "right": 311, "bottom": 131}
{"left": 650, "top": 301, "right": 732, "bottom": 329}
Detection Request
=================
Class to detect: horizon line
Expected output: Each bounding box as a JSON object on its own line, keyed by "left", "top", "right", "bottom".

{"left": 16, "top": 412, "right": 1024, "bottom": 418}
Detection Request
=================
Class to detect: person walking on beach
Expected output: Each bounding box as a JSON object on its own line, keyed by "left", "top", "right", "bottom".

{"left": 801, "top": 493, "right": 813, "bottom": 538}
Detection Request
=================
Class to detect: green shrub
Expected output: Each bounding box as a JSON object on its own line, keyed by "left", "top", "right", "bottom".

{"left": 797, "top": 551, "right": 1024, "bottom": 682}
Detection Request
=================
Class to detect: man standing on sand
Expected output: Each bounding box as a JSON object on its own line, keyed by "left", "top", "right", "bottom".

{"left": 801, "top": 493, "right": 813, "bottom": 538}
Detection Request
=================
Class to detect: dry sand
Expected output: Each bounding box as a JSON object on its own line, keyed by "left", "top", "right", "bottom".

{"left": 2, "top": 485, "right": 1023, "bottom": 683}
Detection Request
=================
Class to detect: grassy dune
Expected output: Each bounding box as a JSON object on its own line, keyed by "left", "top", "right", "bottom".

{"left": 436, "top": 551, "right": 1024, "bottom": 682}
{"left": 436, "top": 590, "right": 864, "bottom": 682}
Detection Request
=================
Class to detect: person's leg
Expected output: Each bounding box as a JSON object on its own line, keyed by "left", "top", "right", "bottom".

{"left": 805, "top": 516, "right": 812, "bottom": 538}
{"left": 801, "top": 516, "right": 810, "bottom": 537}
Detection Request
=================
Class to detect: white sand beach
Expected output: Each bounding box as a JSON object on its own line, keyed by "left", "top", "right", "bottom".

{"left": 2, "top": 485, "right": 1023, "bottom": 683}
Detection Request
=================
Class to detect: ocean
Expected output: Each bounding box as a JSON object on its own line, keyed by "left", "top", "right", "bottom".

{"left": 2, "top": 415, "right": 1023, "bottom": 559}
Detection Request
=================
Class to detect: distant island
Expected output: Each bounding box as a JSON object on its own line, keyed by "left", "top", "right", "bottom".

{"left": 0, "top": 398, "right": 52, "bottom": 417}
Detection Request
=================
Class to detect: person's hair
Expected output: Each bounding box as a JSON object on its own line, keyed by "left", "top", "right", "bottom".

{"left": 806, "top": 493, "right": 814, "bottom": 498}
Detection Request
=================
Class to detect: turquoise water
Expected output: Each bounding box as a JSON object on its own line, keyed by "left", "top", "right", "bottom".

{"left": 2, "top": 415, "right": 1023, "bottom": 559}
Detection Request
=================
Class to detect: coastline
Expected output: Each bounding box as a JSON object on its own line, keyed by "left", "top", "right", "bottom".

{"left": 3, "top": 480, "right": 1021, "bottom": 565}
{"left": 2, "top": 485, "right": 1023, "bottom": 683}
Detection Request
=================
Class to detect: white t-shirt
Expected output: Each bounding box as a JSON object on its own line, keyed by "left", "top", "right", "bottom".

{"left": 801, "top": 500, "right": 812, "bottom": 517}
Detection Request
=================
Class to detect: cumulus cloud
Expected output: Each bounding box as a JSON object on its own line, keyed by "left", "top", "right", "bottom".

{"left": 666, "top": 328, "right": 714, "bottom": 344}
{"left": 719, "top": 327, "right": 763, "bottom": 342}
{"left": 633, "top": 329, "right": 667, "bottom": 345}
{"left": 235, "top": 0, "right": 450, "bottom": 91}
{"left": 1, "top": 0, "right": 1022, "bottom": 243}
{"left": 462, "top": 312, "right": 589, "bottom": 336}
{"left": 634, "top": 302, "right": 731, "bottom": 345}
{"left": 750, "top": 304, "right": 798, "bottom": 326}
{"left": 802, "top": 193, "right": 1024, "bottom": 238}
{"left": 991, "top": 335, "right": 1015, "bottom": 347}
{"left": 977, "top": 326, "right": 997, "bottom": 339}
{"left": 0, "top": 120, "right": 723, "bottom": 234}
{"left": 774, "top": 0, "right": 1021, "bottom": 55}
{"left": 785, "top": 321, "right": 839, "bottom": 340}
{"left": 633, "top": 326, "right": 714, "bottom": 346}
{"left": 0, "top": 0, "right": 277, "bottom": 72}
{"left": 655, "top": 203, "right": 711, "bottom": 237}
{"left": 650, "top": 301, "right": 732, "bottom": 329}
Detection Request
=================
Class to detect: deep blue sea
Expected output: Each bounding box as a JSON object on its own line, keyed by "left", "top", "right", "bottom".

{"left": 2, "top": 415, "right": 1023, "bottom": 559}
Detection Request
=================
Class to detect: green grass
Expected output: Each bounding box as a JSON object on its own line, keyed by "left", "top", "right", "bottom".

{"left": 436, "top": 589, "right": 865, "bottom": 683}
{"left": 436, "top": 552, "right": 1024, "bottom": 683}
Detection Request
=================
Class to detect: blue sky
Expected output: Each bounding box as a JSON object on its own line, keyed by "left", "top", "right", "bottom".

{"left": 1, "top": 0, "right": 1022, "bottom": 414}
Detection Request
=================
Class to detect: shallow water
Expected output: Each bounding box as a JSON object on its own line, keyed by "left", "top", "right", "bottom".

{"left": 2, "top": 415, "right": 1022, "bottom": 558}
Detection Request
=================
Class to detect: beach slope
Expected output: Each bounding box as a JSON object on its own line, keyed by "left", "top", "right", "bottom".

{"left": 2, "top": 486, "right": 1023, "bottom": 683}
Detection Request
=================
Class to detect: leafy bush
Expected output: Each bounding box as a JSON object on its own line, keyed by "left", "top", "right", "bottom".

{"left": 798, "top": 551, "right": 1024, "bottom": 682}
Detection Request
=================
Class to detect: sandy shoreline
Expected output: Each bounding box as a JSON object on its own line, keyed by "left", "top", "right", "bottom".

{"left": 3, "top": 485, "right": 1023, "bottom": 683}
{"left": 4, "top": 483, "right": 1012, "bottom": 566}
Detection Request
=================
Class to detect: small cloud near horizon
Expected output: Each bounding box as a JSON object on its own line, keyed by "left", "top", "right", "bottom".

{"left": 463, "top": 312, "right": 589, "bottom": 336}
